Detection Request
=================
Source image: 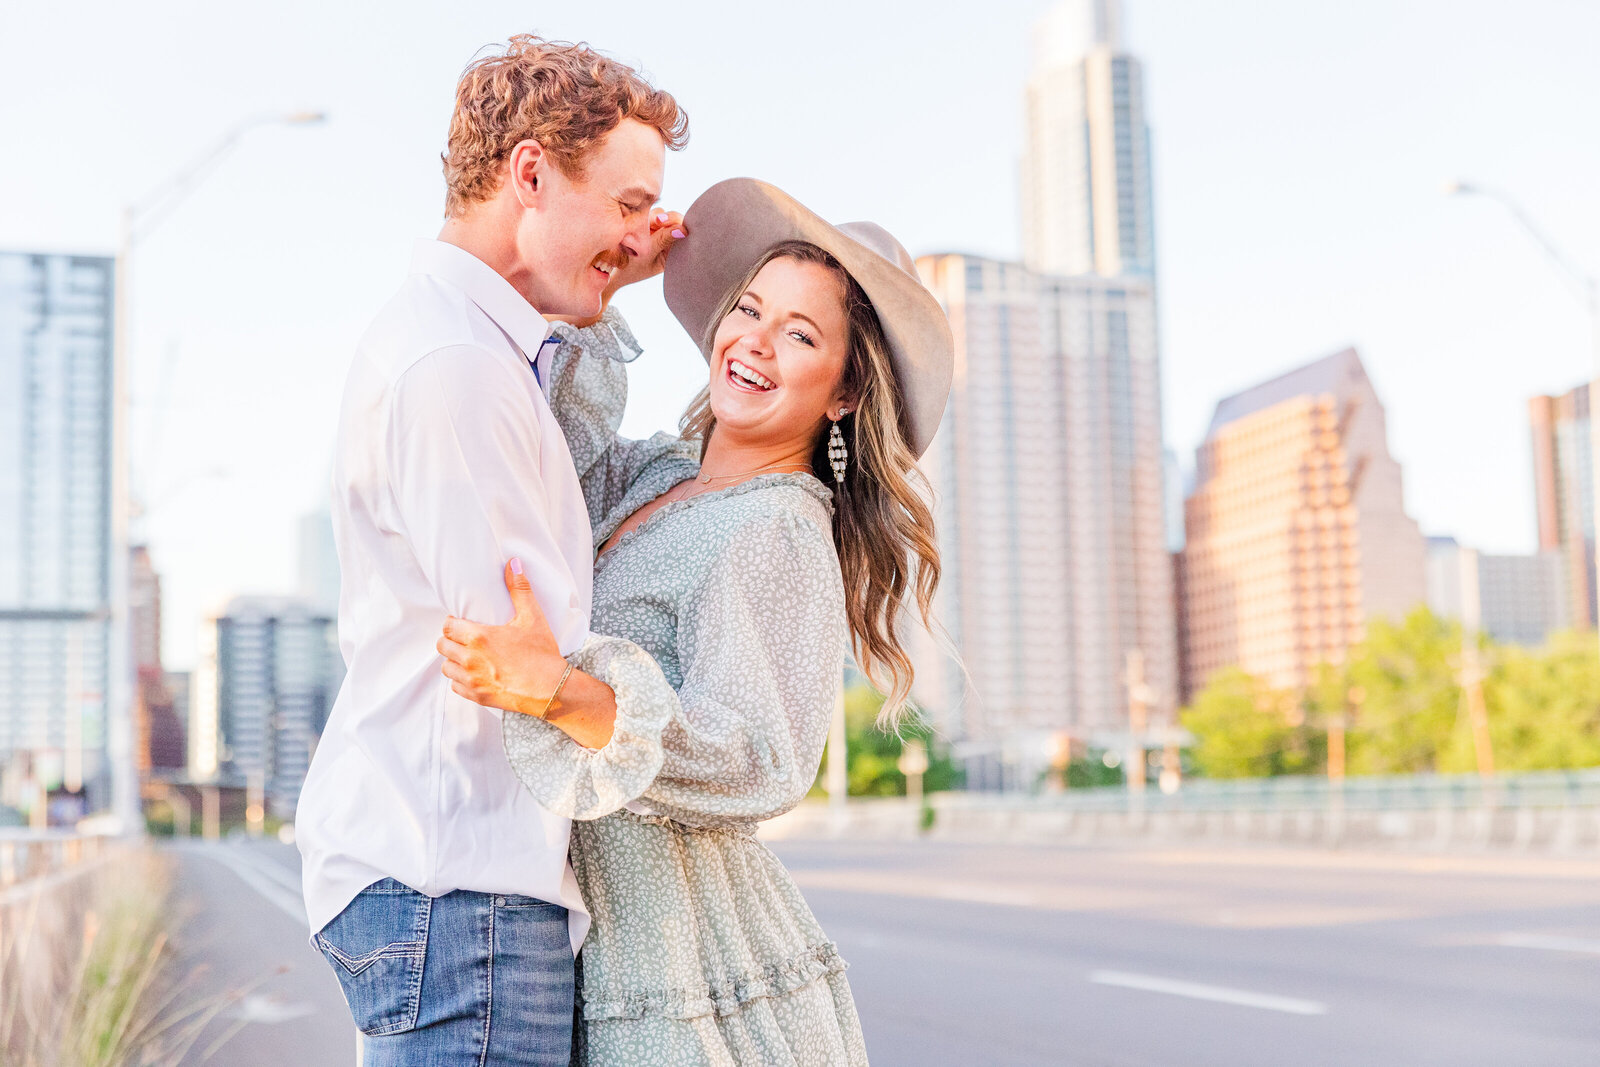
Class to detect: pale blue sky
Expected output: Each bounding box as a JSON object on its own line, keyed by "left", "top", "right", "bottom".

{"left": 3, "top": 0, "right": 1597, "bottom": 668}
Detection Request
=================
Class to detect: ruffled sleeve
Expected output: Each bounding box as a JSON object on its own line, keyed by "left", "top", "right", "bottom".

{"left": 501, "top": 634, "right": 674, "bottom": 821}
{"left": 643, "top": 501, "right": 847, "bottom": 827}
{"left": 545, "top": 307, "right": 700, "bottom": 541}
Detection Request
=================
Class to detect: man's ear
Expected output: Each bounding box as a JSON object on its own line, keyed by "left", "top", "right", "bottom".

{"left": 507, "top": 140, "right": 546, "bottom": 209}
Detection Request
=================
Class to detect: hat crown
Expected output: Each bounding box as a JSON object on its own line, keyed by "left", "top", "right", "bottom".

{"left": 664, "top": 178, "right": 953, "bottom": 458}
{"left": 837, "top": 221, "right": 919, "bottom": 282}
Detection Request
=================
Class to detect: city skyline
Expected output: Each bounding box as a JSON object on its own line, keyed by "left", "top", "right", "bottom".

{"left": 1, "top": 0, "right": 1598, "bottom": 670}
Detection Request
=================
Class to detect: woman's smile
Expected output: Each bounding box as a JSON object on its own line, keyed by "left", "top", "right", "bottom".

{"left": 725, "top": 357, "right": 777, "bottom": 392}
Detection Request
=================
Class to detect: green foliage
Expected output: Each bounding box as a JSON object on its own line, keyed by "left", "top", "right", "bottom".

{"left": 1345, "top": 609, "right": 1466, "bottom": 774}
{"left": 1475, "top": 631, "right": 1600, "bottom": 771}
{"left": 1065, "top": 755, "right": 1125, "bottom": 789}
{"left": 1180, "top": 666, "right": 1313, "bottom": 778}
{"left": 812, "top": 681, "right": 963, "bottom": 797}
{"left": 1, "top": 850, "right": 246, "bottom": 1066}
{"left": 1181, "top": 608, "right": 1600, "bottom": 779}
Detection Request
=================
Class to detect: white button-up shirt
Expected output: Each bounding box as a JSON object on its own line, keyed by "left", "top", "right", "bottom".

{"left": 297, "top": 239, "right": 594, "bottom": 953}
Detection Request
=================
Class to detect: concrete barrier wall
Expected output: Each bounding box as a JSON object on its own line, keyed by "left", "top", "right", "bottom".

{"left": 760, "top": 795, "right": 1600, "bottom": 853}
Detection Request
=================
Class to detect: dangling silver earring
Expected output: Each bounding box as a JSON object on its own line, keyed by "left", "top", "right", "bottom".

{"left": 828, "top": 411, "right": 849, "bottom": 483}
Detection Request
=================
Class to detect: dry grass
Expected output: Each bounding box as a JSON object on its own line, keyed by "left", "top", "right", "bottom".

{"left": 0, "top": 848, "right": 252, "bottom": 1066}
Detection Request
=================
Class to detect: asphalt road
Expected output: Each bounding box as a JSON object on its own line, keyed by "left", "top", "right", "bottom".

{"left": 166, "top": 837, "right": 1600, "bottom": 1065}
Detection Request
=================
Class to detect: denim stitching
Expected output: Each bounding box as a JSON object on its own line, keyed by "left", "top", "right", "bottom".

{"left": 317, "top": 935, "right": 426, "bottom": 977}
{"left": 479, "top": 896, "right": 494, "bottom": 1066}
{"left": 402, "top": 893, "right": 431, "bottom": 1035}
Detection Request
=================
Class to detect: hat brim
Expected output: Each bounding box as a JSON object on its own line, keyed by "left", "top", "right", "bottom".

{"left": 663, "top": 178, "right": 953, "bottom": 458}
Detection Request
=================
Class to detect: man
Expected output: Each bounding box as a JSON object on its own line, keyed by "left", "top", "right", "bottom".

{"left": 295, "top": 36, "right": 687, "bottom": 1064}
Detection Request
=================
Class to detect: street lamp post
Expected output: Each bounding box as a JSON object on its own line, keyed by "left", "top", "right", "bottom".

{"left": 1446, "top": 181, "right": 1600, "bottom": 661}
{"left": 107, "top": 111, "right": 324, "bottom": 834}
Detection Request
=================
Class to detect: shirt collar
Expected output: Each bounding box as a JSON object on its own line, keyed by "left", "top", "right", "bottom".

{"left": 410, "top": 239, "right": 553, "bottom": 358}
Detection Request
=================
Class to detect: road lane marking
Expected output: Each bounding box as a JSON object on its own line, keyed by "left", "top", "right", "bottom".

{"left": 1089, "top": 971, "right": 1327, "bottom": 1015}
{"left": 1498, "top": 934, "right": 1600, "bottom": 956}
{"left": 791, "top": 868, "right": 1151, "bottom": 912}
{"left": 199, "top": 845, "right": 307, "bottom": 925}
{"left": 230, "top": 994, "right": 318, "bottom": 1023}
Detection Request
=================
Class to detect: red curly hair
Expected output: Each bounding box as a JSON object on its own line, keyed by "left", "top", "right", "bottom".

{"left": 442, "top": 35, "right": 689, "bottom": 218}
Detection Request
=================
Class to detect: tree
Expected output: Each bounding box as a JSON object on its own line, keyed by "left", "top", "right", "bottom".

{"left": 1343, "top": 608, "right": 1463, "bottom": 775}
{"left": 1179, "top": 667, "right": 1311, "bottom": 778}
{"left": 1469, "top": 631, "right": 1600, "bottom": 772}
{"left": 812, "top": 680, "right": 963, "bottom": 797}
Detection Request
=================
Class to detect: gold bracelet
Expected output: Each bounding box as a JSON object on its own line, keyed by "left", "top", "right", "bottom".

{"left": 537, "top": 662, "right": 574, "bottom": 720}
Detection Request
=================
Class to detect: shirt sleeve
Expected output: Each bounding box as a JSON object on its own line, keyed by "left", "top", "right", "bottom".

{"left": 501, "top": 503, "right": 846, "bottom": 825}
{"left": 544, "top": 308, "right": 701, "bottom": 543}
{"left": 387, "top": 344, "right": 592, "bottom": 653}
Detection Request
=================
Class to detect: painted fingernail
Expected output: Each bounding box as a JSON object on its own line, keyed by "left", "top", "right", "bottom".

{"left": 671, "top": 229, "right": 686, "bottom": 240}
{"left": 656, "top": 213, "right": 669, "bottom": 223}
{"left": 510, "top": 558, "right": 524, "bottom": 575}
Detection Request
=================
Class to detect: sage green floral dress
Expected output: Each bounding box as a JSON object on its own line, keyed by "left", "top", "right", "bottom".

{"left": 501, "top": 309, "right": 870, "bottom": 1066}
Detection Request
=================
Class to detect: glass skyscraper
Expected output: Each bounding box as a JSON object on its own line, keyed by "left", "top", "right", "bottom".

{"left": 0, "top": 252, "right": 115, "bottom": 814}
{"left": 1022, "top": 0, "right": 1157, "bottom": 279}
{"left": 909, "top": 0, "right": 1175, "bottom": 789}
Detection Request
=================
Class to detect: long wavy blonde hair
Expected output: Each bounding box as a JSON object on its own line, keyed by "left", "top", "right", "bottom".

{"left": 680, "top": 241, "right": 941, "bottom": 728}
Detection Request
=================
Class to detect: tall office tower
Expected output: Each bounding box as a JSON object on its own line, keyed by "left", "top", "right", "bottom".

{"left": 192, "top": 597, "right": 341, "bottom": 816}
{"left": 912, "top": 254, "right": 1175, "bottom": 788}
{"left": 1180, "top": 348, "right": 1426, "bottom": 697}
{"left": 1529, "top": 384, "right": 1595, "bottom": 629}
{"left": 1022, "top": 0, "right": 1156, "bottom": 279}
{"left": 297, "top": 508, "right": 341, "bottom": 616}
{"left": 0, "top": 252, "right": 115, "bottom": 813}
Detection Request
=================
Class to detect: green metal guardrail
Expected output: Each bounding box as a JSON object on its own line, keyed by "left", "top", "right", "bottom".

{"left": 940, "top": 768, "right": 1600, "bottom": 814}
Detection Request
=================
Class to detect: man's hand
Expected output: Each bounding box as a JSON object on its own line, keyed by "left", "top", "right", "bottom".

{"left": 549, "top": 208, "right": 686, "bottom": 327}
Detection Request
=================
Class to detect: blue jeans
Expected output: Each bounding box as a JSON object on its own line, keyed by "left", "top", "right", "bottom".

{"left": 316, "top": 878, "right": 574, "bottom": 1066}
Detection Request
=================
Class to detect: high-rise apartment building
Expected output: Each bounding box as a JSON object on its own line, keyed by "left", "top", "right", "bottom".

{"left": 1425, "top": 536, "right": 1568, "bottom": 647}
{"left": 1529, "top": 384, "right": 1595, "bottom": 629}
{"left": 1180, "top": 348, "right": 1427, "bottom": 697}
{"left": 1022, "top": 0, "right": 1156, "bottom": 279}
{"left": 912, "top": 256, "right": 1175, "bottom": 785}
{"left": 0, "top": 251, "right": 115, "bottom": 812}
{"left": 191, "top": 597, "right": 341, "bottom": 816}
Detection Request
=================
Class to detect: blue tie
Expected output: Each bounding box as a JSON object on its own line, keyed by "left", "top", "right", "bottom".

{"left": 531, "top": 335, "right": 562, "bottom": 385}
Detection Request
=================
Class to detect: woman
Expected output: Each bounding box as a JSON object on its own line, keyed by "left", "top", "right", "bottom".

{"left": 437, "top": 179, "right": 953, "bottom": 1064}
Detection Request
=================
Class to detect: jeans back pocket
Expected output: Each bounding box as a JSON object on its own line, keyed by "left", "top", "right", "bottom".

{"left": 316, "top": 878, "right": 431, "bottom": 1036}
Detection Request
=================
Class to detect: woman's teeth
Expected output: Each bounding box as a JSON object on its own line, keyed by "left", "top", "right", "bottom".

{"left": 729, "top": 359, "right": 775, "bottom": 391}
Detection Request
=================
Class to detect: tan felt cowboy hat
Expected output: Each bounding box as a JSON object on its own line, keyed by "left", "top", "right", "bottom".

{"left": 663, "top": 178, "right": 954, "bottom": 458}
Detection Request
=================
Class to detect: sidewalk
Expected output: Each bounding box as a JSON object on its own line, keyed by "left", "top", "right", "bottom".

{"left": 166, "top": 840, "right": 354, "bottom": 1066}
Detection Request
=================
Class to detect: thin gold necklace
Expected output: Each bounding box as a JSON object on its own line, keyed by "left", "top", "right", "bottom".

{"left": 667, "top": 461, "right": 813, "bottom": 503}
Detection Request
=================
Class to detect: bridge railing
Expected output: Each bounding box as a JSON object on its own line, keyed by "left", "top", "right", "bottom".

{"left": 940, "top": 768, "right": 1600, "bottom": 814}
{"left": 0, "top": 829, "right": 118, "bottom": 897}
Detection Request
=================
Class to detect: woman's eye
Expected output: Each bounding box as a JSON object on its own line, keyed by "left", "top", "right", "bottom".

{"left": 789, "top": 329, "right": 816, "bottom": 347}
{"left": 738, "top": 304, "right": 759, "bottom": 318}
